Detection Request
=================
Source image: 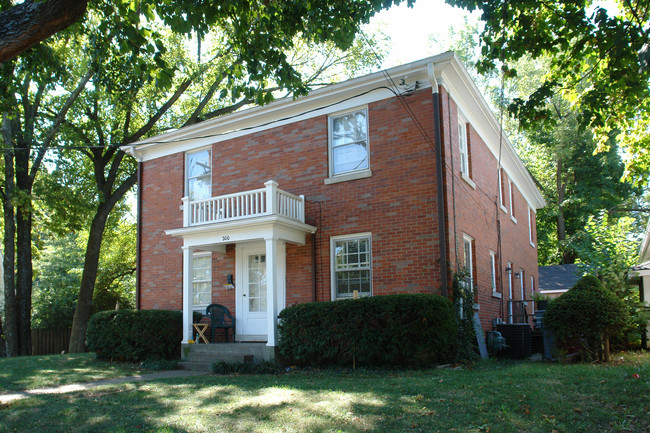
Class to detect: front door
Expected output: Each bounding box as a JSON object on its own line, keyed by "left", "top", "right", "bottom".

{"left": 237, "top": 245, "right": 268, "bottom": 341}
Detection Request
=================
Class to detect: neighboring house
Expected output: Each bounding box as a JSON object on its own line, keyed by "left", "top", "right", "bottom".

{"left": 629, "top": 219, "right": 650, "bottom": 349}
{"left": 538, "top": 264, "right": 580, "bottom": 300}
{"left": 124, "top": 52, "right": 545, "bottom": 352}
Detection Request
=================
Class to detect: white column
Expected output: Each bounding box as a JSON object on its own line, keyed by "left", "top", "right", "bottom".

{"left": 265, "top": 237, "right": 278, "bottom": 346}
{"left": 182, "top": 246, "right": 194, "bottom": 344}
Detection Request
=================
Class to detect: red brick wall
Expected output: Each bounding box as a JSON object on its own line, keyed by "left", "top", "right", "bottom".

{"left": 438, "top": 87, "right": 538, "bottom": 330}
{"left": 138, "top": 86, "right": 539, "bottom": 332}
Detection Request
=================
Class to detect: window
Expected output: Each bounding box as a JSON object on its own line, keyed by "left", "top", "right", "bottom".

{"left": 458, "top": 120, "right": 469, "bottom": 177}
{"left": 192, "top": 253, "right": 211, "bottom": 308}
{"left": 331, "top": 234, "right": 372, "bottom": 299}
{"left": 186, "top": 148, "right": 211, "bottom": 200}
{"left": 519, "top": 268, "right": 525, "bottom": 301}
{"left": 507, "top": 262, "right": 513, "bottom": 323}
{"left": 528, "top": 206, "right": 536, "bottom": 247}
{"left": 498, "top": 169, "right": 507, "bottom": 212}
{"left": 509, "top": 180, "right": 516, "bottom": 222}
{"left": 490, "top": 250, "right": 500, "bottom": 297}
{"left": 462, "top": 234, "right": 474, "bottom": 291}
{"left": 329, "top": 108, "right": 369, "bottom": 177}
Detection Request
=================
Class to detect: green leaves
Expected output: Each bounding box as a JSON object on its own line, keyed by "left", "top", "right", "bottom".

{"left": 449, "top": 0, "right": 650, "bottom": 182}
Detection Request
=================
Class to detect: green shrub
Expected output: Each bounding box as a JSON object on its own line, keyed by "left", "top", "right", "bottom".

{"left": 87, "top": 310, "right": 184, "bottom": 362}
{"left": 277, "top": 294, "right": 457, "bottom": 367}
{"left": 544, "top": 275, "right": 629, "bottom": 360}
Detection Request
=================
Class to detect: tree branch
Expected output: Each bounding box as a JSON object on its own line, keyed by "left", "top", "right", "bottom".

{"left": 0, "top": 0, "right": 88, "bottom": 63}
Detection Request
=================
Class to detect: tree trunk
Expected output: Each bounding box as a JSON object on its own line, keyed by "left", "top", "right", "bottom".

{"left": 68, "top": 206, "right": 110, "bottom": 353}
{"left": 14, "top": 146, "right": 34, "bottom": 356}
{"left": 0, "top": 318, "right": 6, "bottom": 357}
{"left": 604, "top": 332, "right": 610, "bottom": 362}
{"left": 0, "top": 0, "right": 88, "bottom": 63}
{"left": 1, "top": 115, "right": 19, "bottom": 357}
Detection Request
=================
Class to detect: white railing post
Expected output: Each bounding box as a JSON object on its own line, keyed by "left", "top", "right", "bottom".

{"left": 182, "top": 196, "right": 191, "bottom": 227}
{"left": 299, "top": 194, "right": 305, "bottom": 223}
{"left": 265, "top": 180, "right": 278, "bottom": 216}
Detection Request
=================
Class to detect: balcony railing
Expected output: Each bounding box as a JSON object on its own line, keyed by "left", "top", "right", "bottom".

{"left": 182, "top": 180, "right": 305, "bottom": 227}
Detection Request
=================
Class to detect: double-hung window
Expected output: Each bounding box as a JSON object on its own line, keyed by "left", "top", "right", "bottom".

{"left": 192, "top": 253, "right": 212, "bottom": 309}
{"left": 462, "top": 234, "right": 474, "bottom": 291}
{"left": 458, "top": 120, "right": 469, "bottom": 177}
{"left": 329, "top": 108, "right": 369, "bottom": 177}
{"left": 331, "top": 234, "right": 372, "bottom": 299}
{"left": 186, "top": 148, "right": 211, "bottom": 200}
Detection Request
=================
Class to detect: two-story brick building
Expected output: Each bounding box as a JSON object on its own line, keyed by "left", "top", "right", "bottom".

{"left": 125, "top": 52, "right": 545, "bottom": 352}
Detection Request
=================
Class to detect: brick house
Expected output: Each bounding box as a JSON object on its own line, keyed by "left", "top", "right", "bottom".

{"left": 124, "top": 52, "right": 545, "bottom": 352}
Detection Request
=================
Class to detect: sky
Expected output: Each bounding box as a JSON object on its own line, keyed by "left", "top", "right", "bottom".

{"left": 369, "top": 0, "right": 620, "bottom": 69}
{"left": 366, "top": 1, "right": 480, "bottom": 68}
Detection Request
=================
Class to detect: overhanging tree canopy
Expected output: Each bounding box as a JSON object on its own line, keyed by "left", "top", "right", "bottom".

{"left": 448, "top": 0, "right": 650, "bottom": 183}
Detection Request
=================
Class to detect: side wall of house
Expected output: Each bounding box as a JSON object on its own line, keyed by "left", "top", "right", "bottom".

{"left": 438, "top": 86, "right": 539, "bottom": 330}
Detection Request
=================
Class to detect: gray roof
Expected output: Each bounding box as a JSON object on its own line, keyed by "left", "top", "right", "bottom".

{"left": 538, "top": 264, "right": 580, "bottom": 292}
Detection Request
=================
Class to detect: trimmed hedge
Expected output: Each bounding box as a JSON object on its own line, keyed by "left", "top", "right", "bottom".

{"left": 277, "top": 294, "right": 457, "bottom": 367}
{"left": 87, "top": 310, "right": 186, "bottom": 362}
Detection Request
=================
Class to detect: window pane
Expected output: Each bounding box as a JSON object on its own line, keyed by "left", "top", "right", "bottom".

{"left": 187, "top": 150, "right": 210, "bottom": 178}
{"left": 189, "top": 176, "right": 211, "bottom": 200}
{"left": 333, "top": 143, "right": 368, "bottom": 174}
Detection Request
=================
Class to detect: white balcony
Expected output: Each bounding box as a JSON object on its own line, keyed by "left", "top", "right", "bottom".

{"left": 182, "top": 180, "right": 305, "bottom": 227}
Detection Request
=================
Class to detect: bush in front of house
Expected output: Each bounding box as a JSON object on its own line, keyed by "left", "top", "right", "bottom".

{"left": 544, "top": 275, "right": 629, "bottom": 361}
{"left": 86, "top": 310, "right": 184, "bottom": 362}
{"left": 277, "top": 294, "right": 457, "bottom": 367}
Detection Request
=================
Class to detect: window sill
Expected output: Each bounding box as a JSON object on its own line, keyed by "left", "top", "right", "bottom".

{"left": 461, "top": 172, "right": 476, "bottom": 189}
{"left": 510, "top": 215, "right": 517, "bottom": 224}
{"left": 491, "top": 291, "right": 502, "bottom": 299}
{"left": 500, "top": 204, "right": 508, "bottom": 213}
{"left": 324, "top": 169, "right": 372, "bottom": 185}
{"left": 530, "top": 242, "right": 536, "bottom": 248}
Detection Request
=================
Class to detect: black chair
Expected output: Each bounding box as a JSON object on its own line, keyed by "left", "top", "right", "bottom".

{"left": 205, "top": 304, "right": 236, "bottom": 343}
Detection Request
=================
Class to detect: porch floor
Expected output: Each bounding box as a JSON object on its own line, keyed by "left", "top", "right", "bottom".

{"left": 180, "top": 343, "right": 275, "bottom": 371}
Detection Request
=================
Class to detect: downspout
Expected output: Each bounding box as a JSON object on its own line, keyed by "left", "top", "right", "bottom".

{"left": 311, "top": 233, "right": 317, "bottom": 302}
{"left": 428, "top": 63, "right": 449, "bottom": 297}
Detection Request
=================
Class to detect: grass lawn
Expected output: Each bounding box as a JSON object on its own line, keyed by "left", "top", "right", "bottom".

{"left": 0, "top": 353, "right": 151, "bottom": 392}
{"left": 1, "top": 352, "right": 648, "bottom": 432}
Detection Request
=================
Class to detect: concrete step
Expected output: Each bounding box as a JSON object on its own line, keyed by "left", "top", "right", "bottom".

{"left": 179, "top": 361, "right": 214, "bottom": 372}
{"left": 186, "top": 352, "right": 254, "bottom": 364}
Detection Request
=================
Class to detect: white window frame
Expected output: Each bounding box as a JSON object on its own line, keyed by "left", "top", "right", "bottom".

{"left": 325, "top": 107, "right": 371, "bottom": 184}
{"left": 458, "top": 118, "right": 469, "bottom": 177}
{"left": 519, "top": 268, "right": 525, "bottom": 302}
{"left": 462, "top": 234, "right": 474, "bottom": 291}
{"left": 192, "top": 252, "right": 212, "bottom": 310}
{"left": 330, "top": 233, "right": 372, "bottom": 300}
{"left": 507, "top": 261, "right": 513, "bottom": 323}
{"left": 528, "top": 206, "right": 536, "bottom": 247}
{"left": 185, "top": 147, "right": 212, "bottom": 200}
{"left": 509, "top": 180, "right": 517, "bottom": 223}
{"left": 490, "top": 250, "right": 501, "bottom": 298}
{"left": 498, "top": 169, "right": 508, "bottom": 213}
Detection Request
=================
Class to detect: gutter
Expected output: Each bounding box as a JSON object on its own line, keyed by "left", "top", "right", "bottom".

{"left": 428, "top": 62, "right": 449, "bottom": 297}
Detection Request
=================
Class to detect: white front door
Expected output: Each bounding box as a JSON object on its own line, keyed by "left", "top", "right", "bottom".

{"left": 236, "top": 245, "right": 268, "bottom": 340}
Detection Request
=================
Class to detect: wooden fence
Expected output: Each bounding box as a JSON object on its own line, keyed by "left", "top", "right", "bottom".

{"left": 31, "top": 328, "right": 71, "bottom": 355}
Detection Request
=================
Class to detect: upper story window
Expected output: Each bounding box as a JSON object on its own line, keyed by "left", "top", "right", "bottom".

{"left": 186, "top": 148, "right": 211, "bottom": 200}
{"left": 329, "top": 108, "right": 369, "bottom": 177}
{"left": 458, "top": 119, "right": 469, "bottom": 177}
{"left": 331, "top": 234, "right": 372, "bottom": 299}
{"left": 498, "top": 168, "right": 507, "bottom": 212}
{"left": 509, "top": 179, "right": 517, "bottom": 222}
